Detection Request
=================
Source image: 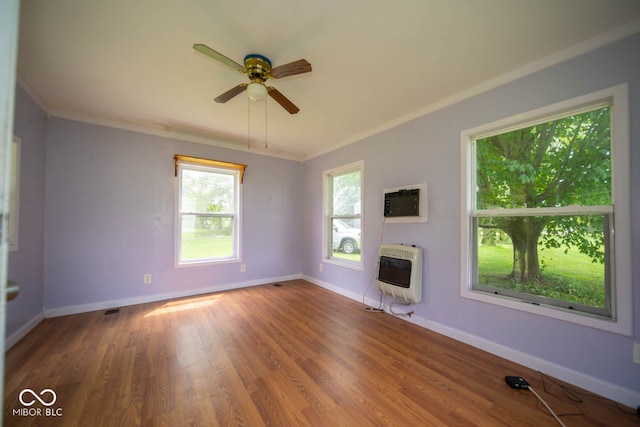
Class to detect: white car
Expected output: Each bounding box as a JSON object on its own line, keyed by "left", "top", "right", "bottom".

{"left": 332, "top": 219, "right": 361, "bottom": 254}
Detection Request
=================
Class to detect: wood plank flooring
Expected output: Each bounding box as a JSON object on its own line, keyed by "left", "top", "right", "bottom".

{"left": 3, "top": 279, "right": 638, "bottom": 426}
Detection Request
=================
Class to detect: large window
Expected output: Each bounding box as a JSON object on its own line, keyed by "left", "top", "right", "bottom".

{"left": 176, "top": 159, "right": 242, "bottom": 265}
{"left": 461, "top": 85, "right": 631, "bottom": 334}
{"left": 324, "top": 162, "right": 363, "bottom": 268}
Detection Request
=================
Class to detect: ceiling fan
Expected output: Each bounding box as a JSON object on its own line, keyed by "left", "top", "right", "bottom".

{"left": 193, "top": 44, "right": 312, "bottom": 114}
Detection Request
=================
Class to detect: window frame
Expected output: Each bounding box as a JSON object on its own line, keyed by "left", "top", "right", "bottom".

{"left": 323, "top": 161, "right": 364, "bottom": 270}
{"left": 460, "top": 84, "right": 631, "bottom": 335}
{"left": 175, "top": 159, "right": 242, "bottom": 267}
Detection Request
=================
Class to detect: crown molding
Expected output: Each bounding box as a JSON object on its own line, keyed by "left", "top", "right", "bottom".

{"left": 303, "top": 19, "right": 640, "bottom": 162}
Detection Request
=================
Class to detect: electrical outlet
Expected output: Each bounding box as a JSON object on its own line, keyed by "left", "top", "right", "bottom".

{"left": 633, "top": 343, "right": 640, "bottom": 365}
{"left": 143, "top": 274, "right": 151, "bottom": 284}
{"left": 319, "top": 263, "right": 323, "bottom": 272}
{"left": 240, "top": 264, "right": 246, "bottom": 272}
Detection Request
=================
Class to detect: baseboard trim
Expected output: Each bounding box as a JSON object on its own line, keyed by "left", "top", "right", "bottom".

{"left": 5, "top": 311, "right": 45, "bottom": 349}
{"left": 45, "top": 274, "right": 302, "bottom": 318}
{"left": 302, "top": 274, "right": 640, "bottom": 408}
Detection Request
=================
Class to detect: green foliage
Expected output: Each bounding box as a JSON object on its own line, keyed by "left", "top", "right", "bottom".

{"left": 475, "top": 106, "right": 611, "bottom": 283}
{"left": 542, "top": 215, "right": 606, "bottom": 263}
{"left": 181, "top": 167, "right": 236, "bottom": 233}
{"left": 182, "top": 168, "right": 235, "bottom": 213}
{"left": 477, "top": 107, "right": 611, "bottom": 210}
{"left": 196, "top": 216, "right": 233, "bottom": 234}
{"left": 207, "top": 202, "right": 225, "bottom": 213}
{"left": 332, "top": 170, "right": 361, "bottom": 216}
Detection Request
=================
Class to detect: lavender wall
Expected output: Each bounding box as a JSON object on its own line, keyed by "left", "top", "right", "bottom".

{"left": 7, "top": 86, "right": 47, "bottom": 339}
{"left": 43, "top": 119, "right": 302, "bottom": 311}
{"left": 302, "top": 34, "right": 640, "bottom": 399}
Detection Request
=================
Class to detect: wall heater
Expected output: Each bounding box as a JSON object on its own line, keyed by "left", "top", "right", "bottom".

{"left": 377, "top": 244, "right": 423, "bottom": 303}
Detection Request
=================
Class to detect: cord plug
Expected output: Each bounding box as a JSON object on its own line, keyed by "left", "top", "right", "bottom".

{"left": 505, "top": 376, "right": 530, "bottom": 390}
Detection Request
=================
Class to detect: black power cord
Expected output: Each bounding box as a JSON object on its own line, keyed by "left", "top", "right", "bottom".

{"left": 507, "top": 373, "right": 640, "bottom": 424}
{"left": 539, "top": 371, "right": 639, "bottom": 419}
{"left": 505, "top": 376, "right": 566, "bottom": 427}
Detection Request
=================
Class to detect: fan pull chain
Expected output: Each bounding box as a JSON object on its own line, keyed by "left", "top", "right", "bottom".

{"left": 247, "top": 95, "right": 251, "bottom": 149}
{"left": 265, "top": 95, "right": 268, "bottom": 149}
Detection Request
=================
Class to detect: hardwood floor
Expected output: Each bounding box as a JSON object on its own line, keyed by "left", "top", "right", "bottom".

{"left": 4, "top": 280, "right": 638, "bottom": 426}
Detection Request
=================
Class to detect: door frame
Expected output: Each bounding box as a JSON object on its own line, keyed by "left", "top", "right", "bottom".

{"left": 0, "top": 0, "right": 21, "bottom": 424}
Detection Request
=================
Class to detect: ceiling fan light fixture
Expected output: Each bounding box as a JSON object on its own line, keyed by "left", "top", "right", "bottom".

{"left": 247, "top": 82, "right": 266, "bottom": 102}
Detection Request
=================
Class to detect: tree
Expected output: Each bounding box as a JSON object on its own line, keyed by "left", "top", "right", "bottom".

{"left": 182, "top": 169, "right": 234, "bottom": 232}
{"left": 333, "top": 170, "right": 361, "bottom": 216}
{"left": 476, "top": 107, "right": 611, "bottom": 282}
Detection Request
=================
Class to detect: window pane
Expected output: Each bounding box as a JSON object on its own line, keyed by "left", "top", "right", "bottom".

{"left": 476, "top": 107, "right": 611, "bottom": 209}
{"left": 331, "top": 218, "right": 361, "bottom": 262}
{"left": 181, "top": 215, "right": 234, "bottom": 261}
{"left": 332, "top": 170, "right": 361, "bottom": 216}
{"left": 475, "top": 215, "right": 607, "bottom": 309}
{"left": 181, "top": 168, "right": 235, "bottom": 214}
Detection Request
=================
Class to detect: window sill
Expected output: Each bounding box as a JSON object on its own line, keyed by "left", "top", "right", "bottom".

{"left": 175, "top": 258, "right": 240, "bottom": 268}
{"left": 324, "top": 257, "right": 364, "bottom": 271}
{"left": 460, "top": 287, "right": 631, "bottom": 336}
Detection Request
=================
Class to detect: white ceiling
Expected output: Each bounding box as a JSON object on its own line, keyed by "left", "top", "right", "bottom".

{"left": 17, "top": 0, "right": 640, "bottom": 161}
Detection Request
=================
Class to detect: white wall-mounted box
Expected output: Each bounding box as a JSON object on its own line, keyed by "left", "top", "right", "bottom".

{"left": 383, "top": 183, "right": 427, "bottom": 223}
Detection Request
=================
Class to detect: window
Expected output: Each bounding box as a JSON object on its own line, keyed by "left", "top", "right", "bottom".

{"left": 175, "top": 157, "right": 243, "bottom": 265}
{"left": 461, "top": 85, "right": 631, "bottom": 334}
{"left": 324, "top": 161, "right": 363, "bottom": 268}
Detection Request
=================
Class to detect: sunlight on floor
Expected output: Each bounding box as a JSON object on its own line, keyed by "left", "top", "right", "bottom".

{"left": 143, "top": 294, "right": 224, "bottom": 317}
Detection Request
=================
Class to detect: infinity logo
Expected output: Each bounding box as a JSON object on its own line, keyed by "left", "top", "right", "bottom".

{"left": 19, "top": 389, "right": 57, "bottom": 407}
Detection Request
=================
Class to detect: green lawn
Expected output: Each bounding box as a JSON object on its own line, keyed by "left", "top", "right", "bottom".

{"left": 332, "top": 251, "right": 361, "bottom": 263}
{"left": 478, "top": 244, "right": 605, "bottom": 307}
{"left": 181, "top": 232, "right": 233, "bottom": 260}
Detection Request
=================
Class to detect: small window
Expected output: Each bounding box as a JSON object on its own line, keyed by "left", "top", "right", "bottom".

{"left": 324, "top": 162, "right": 363, "bottom": 268}
{"left": 176, "top": 160, "right": 241, "bottom": 265}
{"left": 461, "top": 85, "right": 631, "bottom": 334}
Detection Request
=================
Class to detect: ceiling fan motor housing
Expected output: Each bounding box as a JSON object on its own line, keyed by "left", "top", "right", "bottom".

{"left": 244, "top": 54, "right": 272, "bottom": 83}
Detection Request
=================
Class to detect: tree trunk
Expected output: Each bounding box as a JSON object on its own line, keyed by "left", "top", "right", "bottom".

{"left": 525, "top": 224, "right": 541, "bottom": 280}
{"left": 504, "top": 217, "right": 545, "bottom": 282}
{"left": 511, "top": 235, "right": 527, "bottom": 280}
{"left": 504, "top": 218, "right": 526, "bottom": 280}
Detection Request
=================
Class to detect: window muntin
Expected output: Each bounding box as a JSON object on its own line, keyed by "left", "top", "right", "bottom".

{"left": 461, "top": 85, "right": 632, "bottom": 334}
{"left": 324, "top": 163, "right": 363, "bottom": 267}
{"left": 177, "top": 162, "right": 240, "bottom": 265}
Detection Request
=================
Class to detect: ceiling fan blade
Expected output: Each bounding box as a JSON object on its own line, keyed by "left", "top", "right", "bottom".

{"left": 214, "top": 84, "right": 247, "bottom": 103}
{"left": 193, "top": 44, "right": 245, "bottom": 73}
{"left": 267, "top": 87, "right": 300, "bottom": 114}
{"left": 270, "top": 59, "right": 312, "bottom": 79}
